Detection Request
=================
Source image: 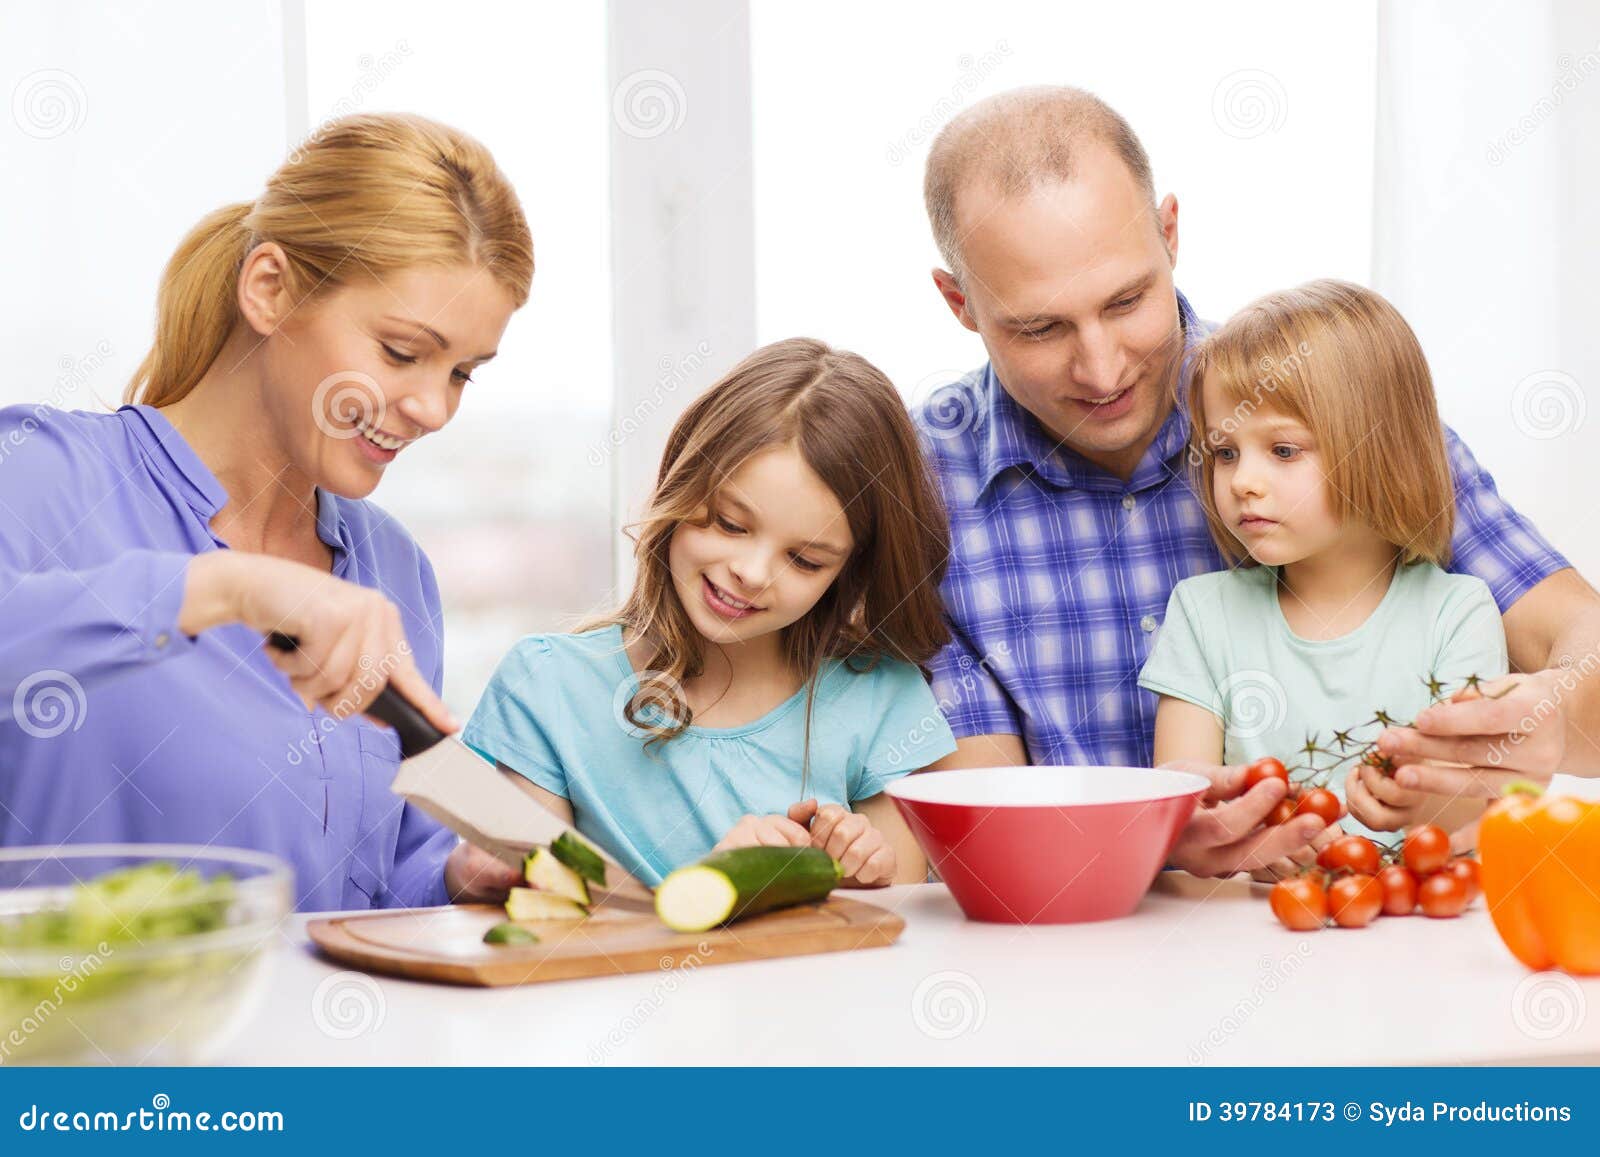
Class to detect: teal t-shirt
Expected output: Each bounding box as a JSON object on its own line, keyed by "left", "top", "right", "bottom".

{"left": 1137, "top": 562, "right": 1508, "bottom": 838}
{"left": 461, "top": 625, "right": 958, "bottom": 885}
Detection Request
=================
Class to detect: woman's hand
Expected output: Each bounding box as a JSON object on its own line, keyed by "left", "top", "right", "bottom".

{"left": 180, "top": 550, "right": 455, "bottom": 732}
{"left": 788, "top": 799, "right": 896, "bottom": 887}
{"left": 445, "top": 842, "right": 523, "bottom": 904}
{"left": 713, "top": 812, "right": 813, "bottom": 851}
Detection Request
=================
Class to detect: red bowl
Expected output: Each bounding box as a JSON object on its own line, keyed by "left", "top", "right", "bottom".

{"left": 886, "top": 766, "right": 1208, "bottom": 924}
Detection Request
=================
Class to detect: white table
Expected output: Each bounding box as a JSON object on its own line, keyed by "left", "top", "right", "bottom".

{"left": 223, "top": 874, "right": 1600, "bottom": 1065}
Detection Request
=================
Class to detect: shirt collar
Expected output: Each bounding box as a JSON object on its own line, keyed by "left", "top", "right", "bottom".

{"left": 121, "top": 403, "right": 352, "bottom": 561}
{"left": 979, "top": 287, "right": 1205, "bottom": 495}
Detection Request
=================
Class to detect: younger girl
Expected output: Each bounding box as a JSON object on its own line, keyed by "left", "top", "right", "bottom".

{"left": 464, "top": 339, "right": 957, "bottom": 886}
{"left": 1139, "top": 280, "right": 1508, "bottom": 862}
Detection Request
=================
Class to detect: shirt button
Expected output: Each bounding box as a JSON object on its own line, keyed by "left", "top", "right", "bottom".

{"left": 1122, "top": 494, "right": 1136, "bottom": 512}
{"left": 154, "top": 632, "right": 171, "bottom": 649}
{"left": 1140, "top": 615, "right": 1158, "bottom": 633}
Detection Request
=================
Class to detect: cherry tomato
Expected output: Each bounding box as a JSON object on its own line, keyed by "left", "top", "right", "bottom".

{"left": 1402, "top": 824, "right": 1451, "bottom": 876}
{"left": 1377, "top": 864, "right": 1418, "bottom": 916}
{"left": 1265, "top": 798, "right": 1297, "bottom": 826}
{"left": 1327, "top": 873, "right": 1383, "bottom": 928}
{"left": 1270, "top": 876, "right": 1328, "bottom": 931}
{"left": 1243, "top": 757, "right": 1290, "bottom": 790}
{"left": 1317, "top": 835, "right": 1381, "bottom": 875}
{"left": 1293, "top": 788, "right": 1342, "bottom": 825}
{"left": 1443, "top": 857, "right": 1480, "bottom": 905}
{"left": 1418, "top": 871, "right": 1470, "bottom": 918}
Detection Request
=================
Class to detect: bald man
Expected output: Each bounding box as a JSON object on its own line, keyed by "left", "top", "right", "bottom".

{"left": 914, "top": 86, "right": 1600, "bottom": 879}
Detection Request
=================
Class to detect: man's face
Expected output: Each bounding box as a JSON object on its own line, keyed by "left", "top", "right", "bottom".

{"left": 935, "top": 147, "right": 1184, "bottom": 476}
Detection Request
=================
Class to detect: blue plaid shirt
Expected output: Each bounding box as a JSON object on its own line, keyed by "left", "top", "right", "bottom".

{"left": 915, "top": 290, "right": 1571, "bottom": 768}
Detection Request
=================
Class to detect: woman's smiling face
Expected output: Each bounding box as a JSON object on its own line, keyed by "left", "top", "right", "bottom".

{"left": 668, "top": 443, "right": 856, "bottom": 648}
{"left": 253, "top": 259, "right": 517, "bottom": 500}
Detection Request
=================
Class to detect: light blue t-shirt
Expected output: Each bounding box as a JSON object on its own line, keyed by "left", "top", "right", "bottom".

{"left": 1137, "top": 562, "right": 1509, "bottom": 839}
{"left": 462, "top": 625, "right": 958, "bottom": 885}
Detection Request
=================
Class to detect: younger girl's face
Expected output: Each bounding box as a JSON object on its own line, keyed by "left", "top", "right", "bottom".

{"left": 1202, "top": 379, "right": 1342, "bottom": 567}
{"left": 668, "top": 443, "right": 856, "bottom": 648}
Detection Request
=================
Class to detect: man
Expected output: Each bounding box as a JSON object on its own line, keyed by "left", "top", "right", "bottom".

{"left": 916, "top": 86, "right": 1600, "bottom": 877}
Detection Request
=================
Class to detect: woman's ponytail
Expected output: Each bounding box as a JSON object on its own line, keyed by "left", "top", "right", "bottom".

{"left": 125, "top": 201, "right": 253, "bottom": 406}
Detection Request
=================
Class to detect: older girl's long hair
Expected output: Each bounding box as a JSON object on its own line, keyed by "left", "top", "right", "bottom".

{"left": 126, "top": 113, "right": 533, "bottom": 406}
{"left": 591, "top": 338, "right": 951, "bottom": 772}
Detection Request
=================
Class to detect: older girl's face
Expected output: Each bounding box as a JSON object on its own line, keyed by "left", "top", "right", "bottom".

{"left": 258, "top": 261, "right": 516, "bottom": 499}
{"left": 668, "top": 443, "right": 856, "bottom": 648}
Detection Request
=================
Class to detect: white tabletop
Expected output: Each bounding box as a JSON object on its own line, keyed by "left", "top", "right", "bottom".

{"left": 222, "top": 874, "right": 1600, "bottom": 1065}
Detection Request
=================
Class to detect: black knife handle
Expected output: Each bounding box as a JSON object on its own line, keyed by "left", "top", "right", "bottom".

{"left": 266, "top": 631, "right": 446, "bottom": 758}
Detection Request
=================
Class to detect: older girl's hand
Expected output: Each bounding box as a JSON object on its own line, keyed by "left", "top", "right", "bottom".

{"left": 788, "top": 799, "right": 896, "bottom": 887}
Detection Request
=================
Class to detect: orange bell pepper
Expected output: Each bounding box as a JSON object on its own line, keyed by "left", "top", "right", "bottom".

{"left": 1479, "top": 783, "right": 1600, "bottom": 975}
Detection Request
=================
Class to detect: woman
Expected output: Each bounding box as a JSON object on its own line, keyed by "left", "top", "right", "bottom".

{"left": 0, "top": 113, "right": 527, "bottom": 910}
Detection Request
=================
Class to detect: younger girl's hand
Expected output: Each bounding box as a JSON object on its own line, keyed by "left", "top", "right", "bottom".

{"left": 788, "top": 799, "right": 896, "bottom": 887}
{"left": 713, "top": 812, "right": 813, "bottom": 851}
{"left": 1346, "top": 760, "right": 1428, "bottom": 831}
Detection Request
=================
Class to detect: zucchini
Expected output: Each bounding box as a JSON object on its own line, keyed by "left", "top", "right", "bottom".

{"left": 551, "top": 831, "right": 607, "bottom": 887}
{"left": 523, "top": 846, "right": 590, "bottom": 906}
{"left": 655, "top": 847, "right": 843, "bottom": 933}
{"left": 483, "top": 921, "right": 540, "bottom": 945}
{"left": 505, "top": 887, "right": 588, "bottom": 922}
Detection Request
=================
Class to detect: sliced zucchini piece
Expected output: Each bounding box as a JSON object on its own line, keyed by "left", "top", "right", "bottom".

{"left": 523, "top": 846, "right": 591, "bottom": 906}
{"left": 551, "top": 830, "right": 607, "bottom": 887}
{"left": 483, "top": 921, "right": 540, "bottom": 945}
{"left": 656, "top": 846, "right": 842, "bottom": 933}
{"left": 504, "top": 887, "right": 589, "bottom": 922}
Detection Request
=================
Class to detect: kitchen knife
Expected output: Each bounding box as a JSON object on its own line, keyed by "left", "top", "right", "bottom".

{"left": 267, "top": 632, "right": 650, "bottom": 899}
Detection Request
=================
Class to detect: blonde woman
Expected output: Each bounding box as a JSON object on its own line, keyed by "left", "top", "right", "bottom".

{"left": 0, "top": 114, "right": 530, "bottom": 910}
{"left": 1139, "top": 280, "right": 1509, "bottom": 876}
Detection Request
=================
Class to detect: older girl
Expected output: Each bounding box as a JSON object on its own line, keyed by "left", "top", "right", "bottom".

{"left": 465, "top": 339, "right": 956, "bottom": 886}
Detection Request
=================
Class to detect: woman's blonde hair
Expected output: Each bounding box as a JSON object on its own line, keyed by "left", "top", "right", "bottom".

{"left": 590, "top": 338, "right": 951, "bottom": 769}
{"left": 126, "top": 113, "right": 534, "bottom": 406}
{"left": 1186, "top": 279, "right": 1454, "bottom": 568}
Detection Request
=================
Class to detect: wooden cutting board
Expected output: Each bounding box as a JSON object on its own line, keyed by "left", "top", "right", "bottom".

{"left": 307, "top": 892, "right": 905, "bottom": 987}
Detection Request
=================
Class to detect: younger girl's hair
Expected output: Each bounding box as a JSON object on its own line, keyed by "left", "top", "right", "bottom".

{"left": 126, "top": 113, "right": 534, "bottom": 406}
{"left": 597, "top": 337, "right": 951, "bottom": 752}
{"left": 1185, "top": 279, "right": 1454, "bottom": 568}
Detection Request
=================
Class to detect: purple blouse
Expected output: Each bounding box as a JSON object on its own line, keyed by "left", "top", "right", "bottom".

{"left": 0, "top": 403, "right": 456, "bottom": 911}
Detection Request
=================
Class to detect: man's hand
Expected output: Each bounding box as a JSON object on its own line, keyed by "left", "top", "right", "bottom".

{"left": 1377, "top": 672, "right": 1570, "bottom": 798}
{"left": 1160, "top": 761, "right": 1330, "bottom": 879}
